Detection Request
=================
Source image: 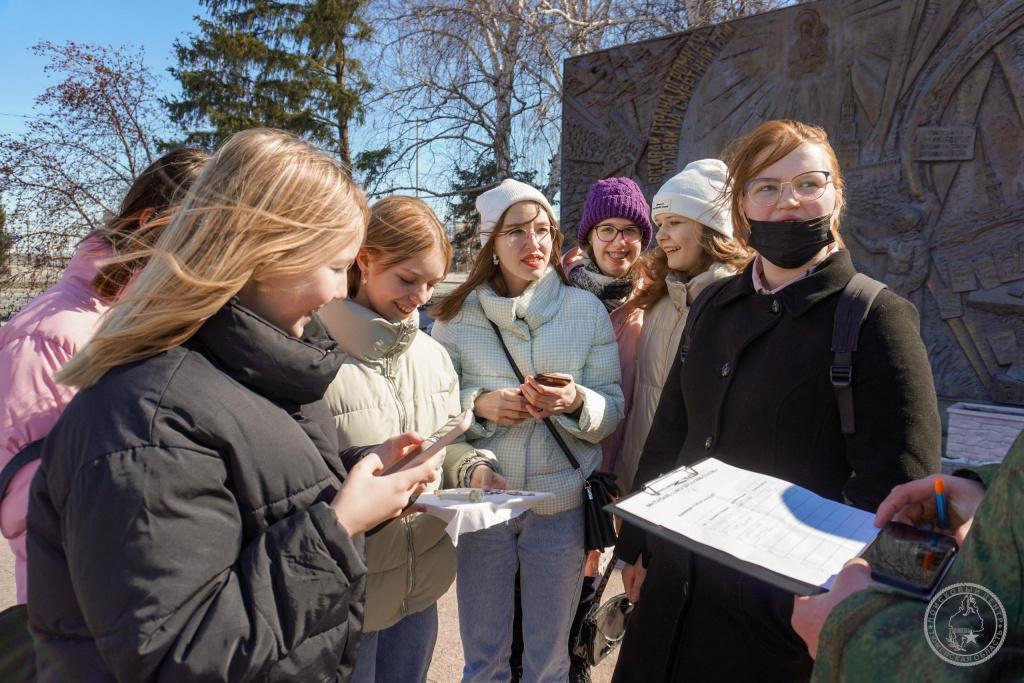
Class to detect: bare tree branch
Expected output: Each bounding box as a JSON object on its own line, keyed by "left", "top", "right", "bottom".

{"left": 0, "top": 42, "right": 166, "bottom": 285}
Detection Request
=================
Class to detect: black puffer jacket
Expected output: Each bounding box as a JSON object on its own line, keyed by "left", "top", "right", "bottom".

{"left": 28, "top": 300, "right": 368, "bottom": 682}
{"left": 614, "top": 251, "right": 941, "bottom": 682}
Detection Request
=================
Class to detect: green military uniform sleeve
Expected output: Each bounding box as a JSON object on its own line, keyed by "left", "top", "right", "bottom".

{"left": 812, "top": 434, "right": 1024, "bottom": 681}
{"left": 952, "top": 463, "right": 1001, "bottom": 490}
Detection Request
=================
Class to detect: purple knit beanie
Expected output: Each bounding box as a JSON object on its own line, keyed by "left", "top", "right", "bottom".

{"left": 578, "top": 177, "right": 654, "bottom": 249}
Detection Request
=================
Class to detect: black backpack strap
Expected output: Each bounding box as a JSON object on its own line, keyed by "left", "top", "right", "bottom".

{"left": 0, "top": 439, "right": 43, "bottom": 501}
{"left": 831, "top": 273, "right": 887, "bottom": 435}
{"left": 679, "top": 276, "right": 733, "bottom": 365}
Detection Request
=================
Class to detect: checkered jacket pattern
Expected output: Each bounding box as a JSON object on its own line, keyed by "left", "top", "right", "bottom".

{"left": 432, "top": 268, "right": 624, "bottom": 515}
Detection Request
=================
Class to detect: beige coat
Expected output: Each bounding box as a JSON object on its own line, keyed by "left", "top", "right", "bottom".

{"left": 615, "top": 263, "right": 736, "bottom": 491}
{"left": 322, "top": 300, "right": 491, "bottom": 632}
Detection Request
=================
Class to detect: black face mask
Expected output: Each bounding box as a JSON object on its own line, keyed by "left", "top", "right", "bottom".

{"left": 746, "top": 214, "right": 835, "bottom": 269}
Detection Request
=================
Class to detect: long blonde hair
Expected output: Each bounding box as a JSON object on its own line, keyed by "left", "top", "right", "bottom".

{"left": 349, "top": 195, "right": 453, "bottom": 296}
{"left": 59, "top": 128, "right": 369, "bottom": 389}
{"left": 430, "top": 202, "right": 568, "bottom": 322}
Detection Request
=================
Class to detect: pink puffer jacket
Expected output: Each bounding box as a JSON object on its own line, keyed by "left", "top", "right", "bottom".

{"left": 0, "top": 236, "right": 111, "bottom": 603}
{"left": 561, "top": 248, "right": 643, "bottom": 473}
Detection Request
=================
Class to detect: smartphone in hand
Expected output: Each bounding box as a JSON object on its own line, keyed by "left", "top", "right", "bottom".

{"left": 860, "top": 522, "right": 957, "bottom": 597}
{"left": 378, "top": 410, "right": 473, "bottom": 477}
{"left": 534, "top": 373, "right": 572, "bottom": 388}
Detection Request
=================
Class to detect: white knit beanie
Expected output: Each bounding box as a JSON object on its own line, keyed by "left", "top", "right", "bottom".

{"left": 476, "top": 179, "right": 555, "bottom": 247}
{"left": 650, "top": 159, "right": 733, "bottom": 238}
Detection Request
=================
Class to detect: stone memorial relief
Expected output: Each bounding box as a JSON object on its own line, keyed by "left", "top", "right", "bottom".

{"left": 562, "top": 0, "right": 1024, "bottom": 406}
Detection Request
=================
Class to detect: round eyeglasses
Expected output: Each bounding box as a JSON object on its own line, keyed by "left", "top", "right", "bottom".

{"left": 592, "top": 224, "right": 644, "bottom": 243}
{"left": 744, "top": 171, "right": 833, "bottom": 207}
{"left": 493, "top": 225, "right": 553, "bottom": 247}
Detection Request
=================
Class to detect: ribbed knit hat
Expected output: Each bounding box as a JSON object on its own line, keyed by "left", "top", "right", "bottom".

{"left": 476, "top": 179, "right": 555, "bottom": 247}
{"left": 577, "top": 177, "right": 653, "bottom": 248}
{"left": 650, "top": 159, "right": 732, "bottom": 237}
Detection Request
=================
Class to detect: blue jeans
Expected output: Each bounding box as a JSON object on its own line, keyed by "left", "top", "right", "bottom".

{"left": 456, "top": 508, "right": 585, "bottom": 683}
{"left": 350, "top": 602, "right": 439, "bottom": 683}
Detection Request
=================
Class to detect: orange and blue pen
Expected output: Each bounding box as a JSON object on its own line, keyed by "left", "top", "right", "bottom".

{"left": 934, "top": 477, "right": 949, "bottom": 530}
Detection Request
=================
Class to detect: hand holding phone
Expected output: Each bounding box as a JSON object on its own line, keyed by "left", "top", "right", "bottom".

{"left": 859, "top": 522, "right": 957, "bottom": 597}
{"left": 534, "top": 372, "right": 572, "bottom": 387}
{"left": 378, "top": 411, "right": 473, "bottom": 477}
{"left": 521, "top": 374, "right": 580, "bottom": 418}
{"left": 332, "top": 453, "right": 438, "bottom": 536}
{"left": 874, "top": 474, "right": 985, "bottom": 545}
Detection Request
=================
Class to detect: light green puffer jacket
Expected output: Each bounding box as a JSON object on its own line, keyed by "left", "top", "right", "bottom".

{"left": 321, "top": 299, "right": 493, "bottom": 632}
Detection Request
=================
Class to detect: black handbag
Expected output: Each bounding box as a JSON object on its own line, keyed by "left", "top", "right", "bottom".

{"left": 486, "top": 320, "right": 619, "bottom": 552}
{"left": 572, "top": 557, "right": 633, "bottom": 666}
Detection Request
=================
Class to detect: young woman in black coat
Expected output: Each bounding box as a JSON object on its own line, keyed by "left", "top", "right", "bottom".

{"left": 27, "top": 129, "right": 439, "bottom": 682}
{"left": 612, "top": 120, "right": 941, "bottom": 682}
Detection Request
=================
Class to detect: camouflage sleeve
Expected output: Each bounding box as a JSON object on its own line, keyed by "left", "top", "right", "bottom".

{"left": 812, "top": 433, "right": 1024, "bottom": 681}
{"left": 811, "top": 590, "right": 942, "bottom": 681}
{"left": 952, "top": 463, "right": 1001, "bottom": 490}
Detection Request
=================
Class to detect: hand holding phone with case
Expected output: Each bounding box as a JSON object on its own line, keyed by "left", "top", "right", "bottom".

{"left": 378, "top": 410, "right": 473, "bottom": 477}
{"left": 859, "top": 521, "right": 957, "bottom": 597}
{"left": 534, "top": 373, "right": 572, "bottom": 387}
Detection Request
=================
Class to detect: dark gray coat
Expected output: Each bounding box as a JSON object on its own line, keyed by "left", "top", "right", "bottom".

{"left": 614, "top": 251, "right": 941, "bottom": 682}
{"left": 28, "top": 301, "right": 369, "bottom": 682}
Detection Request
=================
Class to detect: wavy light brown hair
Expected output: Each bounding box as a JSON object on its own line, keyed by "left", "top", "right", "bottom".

{"left": 91, "top": 148, "right": 210, "bottom": 300}
{"left": 349, "top": 195, "right": 452, "bottom": 296}
{"left": 630, "top": 227, "right": 752, "bottom": 311}
{"left": 722, "top": 119, "right": 846, "bottom": 247}
{"left": 59, "top": 128, "right": 368, "bottom": 389}
{"left": 431, "top": 201, "right": 568, "bottom": 322}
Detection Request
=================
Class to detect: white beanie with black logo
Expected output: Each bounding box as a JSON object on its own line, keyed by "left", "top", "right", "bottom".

{"left": 650, "top": 159, "right": 733, "bottom": 238}
{"left": 476, "top": 179, "right": 554, "bottom": 247}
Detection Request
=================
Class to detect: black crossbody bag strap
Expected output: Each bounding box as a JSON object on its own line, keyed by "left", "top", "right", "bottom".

{"left": 486, "top": 319, "right": 584, "bottom": 473}
{"left": 592, "top": 551, "right": 619, "bottom": 603}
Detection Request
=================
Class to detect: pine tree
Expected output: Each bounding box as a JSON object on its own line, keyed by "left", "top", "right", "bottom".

{"left": 446, "top": 158, "right": 538, "bottom": 270}
{"left": 167, "top": 0, "right": 371, "bottom": 165}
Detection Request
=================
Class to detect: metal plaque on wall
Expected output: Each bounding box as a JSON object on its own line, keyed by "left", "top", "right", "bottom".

{"left": 561, "top": 0, "right": 1024, "bottom": 406}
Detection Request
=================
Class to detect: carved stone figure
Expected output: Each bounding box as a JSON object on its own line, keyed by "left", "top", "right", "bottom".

{"left": 562, "top": 0, "right": 1024, "bottom": 406}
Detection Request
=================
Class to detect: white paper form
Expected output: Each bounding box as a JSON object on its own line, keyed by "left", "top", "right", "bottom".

{"left": 616, "top": 458, "right": 880, "bottom": 588}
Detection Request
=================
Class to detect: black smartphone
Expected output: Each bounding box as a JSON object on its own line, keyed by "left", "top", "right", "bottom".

{"left": 860, "top": 522, "right": 957, "bottom": 597}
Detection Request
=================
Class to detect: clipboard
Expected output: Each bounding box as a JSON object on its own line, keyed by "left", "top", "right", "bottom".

{"left": 606, "top": 459, "right": 876, "bottom": 596}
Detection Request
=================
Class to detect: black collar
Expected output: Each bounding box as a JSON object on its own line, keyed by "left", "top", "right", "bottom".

{"left": 714, "top": 250, "right": 856, "bottom": 317}
{"left": 188, "top": 299, "right": 343, "bottom": 405}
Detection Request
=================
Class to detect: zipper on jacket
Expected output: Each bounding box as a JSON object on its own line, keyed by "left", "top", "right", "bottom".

{"left": 383, "top": 350, "right": 416, "bottom": 613}
{"left": 402, "top": 516, "right": 416, "bottom": 617}
{"left": 384, "top": 355, "right": 409, "bottom": 433}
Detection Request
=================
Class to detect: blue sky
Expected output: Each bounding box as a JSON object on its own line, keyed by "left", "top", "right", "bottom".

{"left": 0, "top": 0, "right": 438, "bottom": 199}
{"left": 0, "top": 0, "right": 203, "bottom": 135}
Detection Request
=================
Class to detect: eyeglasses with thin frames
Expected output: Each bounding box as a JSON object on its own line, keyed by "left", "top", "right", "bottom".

{"left": 484, "top": 225, "right": 554, "bottom": 248}
{"left": 744, "top": 170, "right": 833, "bottom": 207}
{"left": 592, "top": 224, "right": 644, "bottom": 243}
